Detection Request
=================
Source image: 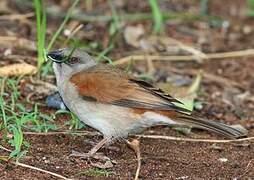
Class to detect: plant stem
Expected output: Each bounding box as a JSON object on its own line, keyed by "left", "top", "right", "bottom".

{"left": 149, "top": 0, "right": 163, "bottom": 34}
{"left": 47, "top": 0, "right": 80, "bottom": 51}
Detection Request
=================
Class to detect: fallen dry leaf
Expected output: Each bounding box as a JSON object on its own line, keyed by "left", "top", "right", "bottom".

{"left": 0, "top": 1, "right": 11, "bottom": 13}
{"left": 90, "top": 161, "right": 114, "bottom": 169}
{"left": 124, "top": 25, "right": 145, "bottom": 48}
{"left": 24, "top": 79, "right": 57, "bottom": 96}
{"left": 157, "top": 72, "right": 202, "bottom": 112}
{"left": 0, "top": 63, "right": 37, "bottom": 77}
{"left": 148, "top": 36, "right": 207, "bottom": 62}
{"left": 218, "top": 158, "right": 228, "bottom": 163}
{"left": 0, "top": 36, "right": 36, "bottom": 51}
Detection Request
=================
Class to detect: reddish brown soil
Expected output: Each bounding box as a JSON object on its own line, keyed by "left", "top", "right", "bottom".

{"left": 0, "top": 0, "right": 254, "bottom": 179}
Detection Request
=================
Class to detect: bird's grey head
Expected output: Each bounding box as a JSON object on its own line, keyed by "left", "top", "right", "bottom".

{"left": 47, "top": 48, "right": 97, "bottom": 82}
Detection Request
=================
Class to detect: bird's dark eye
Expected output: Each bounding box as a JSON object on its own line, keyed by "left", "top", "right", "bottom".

{"left": 68, "top": 57, "right": 80, "bottom": 64}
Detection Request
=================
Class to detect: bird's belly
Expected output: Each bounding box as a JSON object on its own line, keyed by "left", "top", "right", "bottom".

{"left": 68, "top": 101, "right": 179, "bottom": 138}
{"left": 59, "top": 81, "right": 178, "bottom": 138}
{"left": 67, "top": 98, "right": 138, "bottom": 138}
{"left": 58, "top": 82, "right": 134, "bottom": 137}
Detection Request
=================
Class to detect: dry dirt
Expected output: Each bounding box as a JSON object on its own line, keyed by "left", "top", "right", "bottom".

{"left": 0, "top": 0, "right": 254, "bottom": 179}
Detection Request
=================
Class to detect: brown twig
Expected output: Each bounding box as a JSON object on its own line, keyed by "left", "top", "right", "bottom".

{"left": 64, "top": 24, "right": 84, "bottom": 45}
{"left": 113, "top": 49, "right": 254, "bottom": 65}
{"left": 0, "top": 13, "right": 34, "bottom": 24}
{"left": 14, "top": 161, "right": 72, "bottom": 180}
{"left": 136, "top": 134, "right": 254, "bottom": 143}
{"left": 0, "top": 145, "right": 12, "bottom": 152}
{"left": 168, "top": 67, "right": 244, "bottom": 89}
{"left": 126, "top": 139, "right": 141, "bottom": 180}
{"left": 0, "top": 155, "right": 71, "bottom": 179}
{"left": 1, "top": 54, "right": 37, "bottom": 62}
{"left": 29, "top": 77, "right": 57, "bottom": 90}
{"left": 23, "top": 130, "right": 254, "bottom": 143}
{"left": 68, "top": 24, "right": 84, "bottom": 39}
{"left": 237, "top": 159, "right": 253, "bottom": 178}
{"left": 148, "top": 36, "right": 208, "bottom": 62}
{"left": 23, "top": 131, "right": 100, "bottom": 136}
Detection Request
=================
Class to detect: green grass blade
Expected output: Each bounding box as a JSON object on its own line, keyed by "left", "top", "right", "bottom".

{"left": 108, "top": 0, "right": 120, "bottom": 37}
{"left": 0, "top": 78, "right": 7, "bottom": 128}
{"left": 200, "top": 0, "right": 209, "bottom": 15}
{"left": 149, "top": 0, "right": 163, "bottom": 34}
{"left": 34, "top": 0, "right": 42, "bottom": 68}
{"left": 47, "top": 0, "right": 80, "bottom": 51}
{"left": 40, "top": 3, "right": 47, "bottom": 65}
{"left": 34, "top": 0, "right": 47, "bottom": 69}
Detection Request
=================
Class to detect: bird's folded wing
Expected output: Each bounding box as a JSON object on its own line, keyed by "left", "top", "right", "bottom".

{"left": 69, "top": 64, "right": 247, "bottom": 139}
{"left": 70, "top": 64, "right": 190, "bottom": 112}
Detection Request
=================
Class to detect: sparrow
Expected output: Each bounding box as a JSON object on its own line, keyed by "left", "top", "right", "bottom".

{"left": 47, "top": 48, "right": 247, "bottom": 158}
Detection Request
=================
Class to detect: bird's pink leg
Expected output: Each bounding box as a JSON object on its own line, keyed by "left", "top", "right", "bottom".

{"left": 70, "top": 137, "right": 111, "bottom": 160}
{"left": 87, "top": 137, "right": 110, "bottom": 155}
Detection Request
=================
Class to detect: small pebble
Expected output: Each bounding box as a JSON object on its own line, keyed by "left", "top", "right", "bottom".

{"left": 46, "top": 92, "right": 67, "bottom": 110}
{"left": 4, "top": 48, "right": 12, "bottom": 56}
{"left": 218, "top": 158, "right": 228, "bottom": 162}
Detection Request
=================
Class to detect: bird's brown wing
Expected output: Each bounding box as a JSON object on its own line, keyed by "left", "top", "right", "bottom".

{"left": 70, "top": 64, "right": 189, "bottom": 112}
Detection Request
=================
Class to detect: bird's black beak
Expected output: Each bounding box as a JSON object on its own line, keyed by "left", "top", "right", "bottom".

{"left": 47, "top": 50, "right": 65, "bottom": 63}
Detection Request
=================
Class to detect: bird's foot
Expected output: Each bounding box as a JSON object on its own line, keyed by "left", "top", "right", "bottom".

{"left": 83, "top": 140, "right": 120, "bottom": 152}
{"left": 70, "top": 150, "right": 115, "bottom": 168}
{"left": 70, "top": 150, "right": 110, "bottom": 161}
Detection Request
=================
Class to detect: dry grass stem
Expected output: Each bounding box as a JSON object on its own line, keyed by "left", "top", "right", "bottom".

{"left": 136, "top": 135, "right": 254, "bottom": 143}
{"left": 14, "top": 161, "right": 72, "bottom": 180}
{"left": 114, "top": 49, "right": 254, "bottom": 65}
{"left": 0, "top": 13, "right": 34, "bottom": 23}
{"left": 0, "top": 155, "right": 71, "bottom": 179}
{"left": 0, "top": 145, "right": 12, "bottom": 152}
{"left": 126, "top": 139, "right": 141, "bottom": 180}
{"left": 168, "top": 67, "right": 244, "bottom": 89}
{"left": 1, "top": 54, "right": 37, "bottom": 63}
{"left": 23, "top": 131, "right": 253, "bottom": 143}
{"left": 23, "top": 131, "right": 100, "bottom": 136}
{"left": 149, "top": 36, "right": 208, "bottom": 62}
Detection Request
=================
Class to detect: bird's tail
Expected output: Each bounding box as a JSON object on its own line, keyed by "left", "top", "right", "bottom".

{"left": 172, "top": 113, "right": 247, "bottom": 139}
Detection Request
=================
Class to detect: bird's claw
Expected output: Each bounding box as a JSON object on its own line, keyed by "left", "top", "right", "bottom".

{"left": 70, "top": 150, "right": 110, "bottom": 161}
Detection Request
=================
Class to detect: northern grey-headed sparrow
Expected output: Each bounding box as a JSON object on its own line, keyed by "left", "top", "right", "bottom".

{"left": 47, "top": 48, "right": 247, "bottom": 158}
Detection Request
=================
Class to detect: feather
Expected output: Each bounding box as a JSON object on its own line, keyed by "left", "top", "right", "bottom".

{"left": 70, "top": 63, "right": 247, "bottom": 139}
{"left": 70, "top": 64, "right": 189, "bottom": 113}
{"left": 174, "top": 113, "right": 247, "bottom": 139}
